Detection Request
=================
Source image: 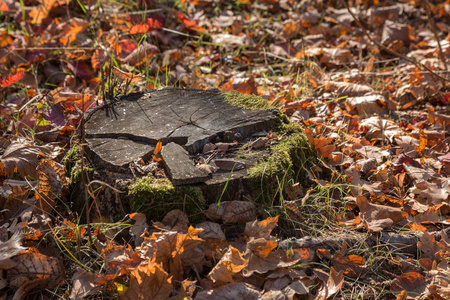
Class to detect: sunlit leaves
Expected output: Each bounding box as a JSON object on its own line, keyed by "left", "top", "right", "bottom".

{"left": 0, "top": 71, "right": 24, "bottom": 88}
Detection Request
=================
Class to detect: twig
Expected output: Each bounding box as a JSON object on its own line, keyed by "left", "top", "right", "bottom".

{"left": 423, "top": 0, "right": 448, "bottom": 72}
{"left": 338, "top": 0, "right": 449, "bottom": 86}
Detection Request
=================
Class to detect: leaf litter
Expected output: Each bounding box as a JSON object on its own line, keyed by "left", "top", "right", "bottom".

{"left": 0, "top": 0, "right": 449, "bottom": 299}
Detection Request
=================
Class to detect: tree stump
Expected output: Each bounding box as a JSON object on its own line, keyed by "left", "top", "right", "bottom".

{"left": 84, "top": 88, "right": 280, "bottom": 201}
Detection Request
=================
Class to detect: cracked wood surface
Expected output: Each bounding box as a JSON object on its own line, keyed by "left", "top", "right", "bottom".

{"left": 84, "top": 88, "right": 277, "bottom": 173}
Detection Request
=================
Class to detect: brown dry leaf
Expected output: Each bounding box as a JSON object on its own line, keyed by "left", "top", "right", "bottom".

{"left": 204, "top": 202, "right": 225, "bottom": 221}
{"left": 142, "top": 227, "right": 205, "bottom": 279}
{"left": 317, "top": 244, "right": 366, "bottom": 277}
{"left": 195, "top": 281, "right": 260, "bottom": 300}
{"left": 58, "top": 18, "right": 90, "bottom": 46}
{"left": 242, "top": 238, "right": 280, "bottom": 277}
{"left": 0, "top": 30, "right": 13, "bottom": 48}
{"left": 0, "top": 140, "right": 51, "bottom": 179}
{"left": 390, "top": 272, "right": 427, "bottom": 296}
{"left": 35, "top": 159, "right": 68, "bottom": 213}
{"left": 222, "top": 201, "right": 257, "bottom": 224}
{"left": 314, "top": 267, "right": 344, "bottom": 300}
{"left": 356, "top": 196, "right": 408, "bottom": 232}
{"left": 282, "top": 21, "right": 298, "bottom": 40}
{"left": 208, "top": 246, "right": 248, "bottom": 283}
{"left": 381, "top": 20, "right": 410, "bottom": 44}
{"left": 7, "top": 252, "right": 65, "bottom": 290}
{"left": 160, "top": 209, "right": 189, "bottom": 233}
{"left": 0, "top": 231, "right": 26, "bottom": 269}
{"left": 321, "top": 48, "right": 352, "bottom": 66}
{"left": 417, "top": 231, "right": 450, "bottom": 262}
{"left": 0, "top": 184, "right": 32, "bottom": 221}
{"left": 414, "top": 129, "right": 427, "bottom": 155}
{"left": 250, "top": 137, "right": 269, "bottom": 150}
{"left": 196, "top": 163, "right": 216, "bottom": 174}
{"left": 195, "top": 221, "right": 226, "bottom": 240}
{"left": 305, "top": 130, "right": 336, "bottom": 159}
{"left": 404, "top": 164, "right": 439, "bottom": 184}
{"left": 412, "top": 204, "right": 450, "bottom": 223}
{"left": 123, "top": 42, "right": 159, "bottom": 66}
{"left": 112, "top": 67, "right": 146, "bottom": 83}
{"left": 92, "top": 49, "right": 107, "bottom": 70}
{"left": 428, "top": 109, "right": 450, "bottom": 127}
{"left": 69, "top": 269, "right": 101, "bottom": 300}
{"left": 29, "top": 0, "right": 58, "bottom": 24}
{"left": 214, "top": 159, "right": 245, "bottom": 171}
{"left": 129, "top": 213, "right": 148, "bottom": 247}
{"left": 360, "top": 117, "right": 400, "bottom": 141}
{"left": 243, "top": 216, "right": 279, "bottom": 239}
{"left": 346, "top": 94, "right": 388, "bottom": 116}
{"left": 324, "top": 81, "right": 374, "bottom": 97}
{"left": 120, "top": 261, "right": 173, "bottom": 300}
{"left": 102, "top": 242, "right": 138, "bottom": 276}
{"left": 264, "top": 268, "right": 311, "bottom": 296}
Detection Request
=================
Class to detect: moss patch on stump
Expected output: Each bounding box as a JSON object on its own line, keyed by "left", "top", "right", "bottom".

{"left": 129, "top": 176, "right": 206, "bottom": 222}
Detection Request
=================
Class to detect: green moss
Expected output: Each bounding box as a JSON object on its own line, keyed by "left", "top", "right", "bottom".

{"left": 62, "top": 143, "right": 81, "bottom": 166}
{"left": 222, "top": 90, "right": 275, "bottom": 110}
{"left": 246, "top": 132, "right": 316, "bottom": 205}
{"left": 128, "top": 176, "right": 206, "bottom": 223}
{"left": 61, "top": 143, "right": 95, "bottom": 184}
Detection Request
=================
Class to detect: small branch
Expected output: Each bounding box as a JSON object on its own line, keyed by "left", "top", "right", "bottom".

{"left": 423, "top": 0, "right": 448, "bottom": 72}
{"left": 338, "top": 0, "right": 449, "bottom": 86}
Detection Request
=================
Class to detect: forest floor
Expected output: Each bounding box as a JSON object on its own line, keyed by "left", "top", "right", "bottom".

{"left": 0, "top": 0, "right": 450, "bottom": 299}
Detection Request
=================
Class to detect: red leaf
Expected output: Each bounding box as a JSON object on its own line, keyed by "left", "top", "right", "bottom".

{"left": 0, "top": 1, "right": 9, "bottom": 12}
{"left": 1, "top": 71, "right": 24, "bottom": 88}
{"left": 146, "top": 18, "right": 163, "bottom": 29}
{"left": 130, "top": 24, "right": 150, "bottom": 34}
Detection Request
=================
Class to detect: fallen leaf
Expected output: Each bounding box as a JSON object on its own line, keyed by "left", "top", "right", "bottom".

{"left": 195, "top": 281, "right": 260, "bottom": 300}
{"left": 243, "top": 216, "right": 279, "bottom": 239}
{"left": 69, "top": 269, "right": 101, "bottom": 300}
{"left": 153, "top": 141, "right": 162, "bottom": 162}
{"left": 7, "top": 252, "right": 65, "bottom": 290}
{"left": 1, "top": 70, "right": 24, "bottom": 88}
{"left": 314, "top": 267, "right": 344, "bottom": 300}
{"left": 214, "top": 159, "right": 245, "bottom": 171}
{"left": 390, "top": 272, "right": 427, "bottom": 296}
{"left": 35, "top": 159, "right": 68, "bottom": 213}
{"left": 222, "top": 201, "right": 257, "bottom": 224}
{"left": 29, "top": 0, "right": 58, "bottom": 24}
{"left": 356, "top": 196, "right": 408, "bottom": 232}
{"left": 112, "top": 67, "right": 146, "bottom": 83}
{"left": 324, "top": 81, "right": 374, "bottom": 97}
{"left": 0, "top": 140, "right": 52, "bottom": 179}
{"left": 120, "top": 261, "right": 173, "bottom": 300}
{"left": 0, "top": 231, "right": 26, "bottom": 269}
{"left": 161, "top": 209, "right": 189, "bottom": 233}
{"left": 129, "top": 213, "right": 148, "bottom": 247}
{"left": 196, "top": 221, "right": 226, "bottom": 240}
{"left": 208, "top": 246, "right": 248, "bottom": 283}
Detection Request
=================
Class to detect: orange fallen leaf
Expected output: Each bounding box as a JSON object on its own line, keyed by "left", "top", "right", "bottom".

{"left": 112, "top": 67, "right": 146, "bottom": 83}
{"left": 208, "top": 246, "right": 248, "bottom": 283}
{"left": 119, "top": 261, "right": 173, "bottom": 300}
{"left": 153, "top": 141, "right": 162, "bottom": 162}
{"left": 243, "top": 216, "right": 279, "bottom": 239}
{"left": 1, "top": 70, "right": 24, "bottom": 88}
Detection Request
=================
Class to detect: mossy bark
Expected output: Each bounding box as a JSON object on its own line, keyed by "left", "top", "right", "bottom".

{"left": 128, "top": 176, "right": 206, "bottom": 223}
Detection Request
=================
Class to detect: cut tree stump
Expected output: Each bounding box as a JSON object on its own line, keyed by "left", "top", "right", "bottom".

{"left": 84, "top": 88, "right": 279, "bottom": 200}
